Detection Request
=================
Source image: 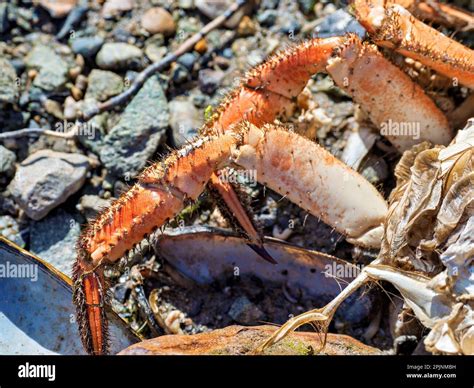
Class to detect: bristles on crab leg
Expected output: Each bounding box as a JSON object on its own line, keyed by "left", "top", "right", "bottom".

{"left": 353, "top": 0, "right": 474, "bottom": 88}
{"left": 73, "top": 133, "right": 241, "bottom": 354}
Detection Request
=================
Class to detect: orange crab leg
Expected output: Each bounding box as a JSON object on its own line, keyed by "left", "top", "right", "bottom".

{"left": 393, "top": 0, "right": 474, "bottom": 29}
{"left": 352, "top": 0, "right": 474, "bottom": 88}
{"left": 73, "top": 133, "right": 241, "bottom": 355}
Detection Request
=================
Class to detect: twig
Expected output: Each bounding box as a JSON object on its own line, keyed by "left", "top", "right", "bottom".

{"left": 82, "top": 0, "right": 247, "bottom": 121}
{"left": 0, "top": 127, "right": 77, "bottom": 140}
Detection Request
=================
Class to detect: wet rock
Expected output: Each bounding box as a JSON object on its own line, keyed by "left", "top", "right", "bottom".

{"left": 313, "top": 9, "right": 366, "bottom": 39}
{"left": 0, "top": 145, "right": 16, "bottom": 180}
{"left": 0, "top": 58, "right": 18, "bottom": 105}
{"left": 71, "top": 36, "right": 104, "bottom": 59}
{"left": 169, "top": 99, "right": 203, "bottom": 147}
{"left": 198, "top": 69, "right": 224, "bottom": 95}
{"left": 100, "top": 75, "right": 169, "bottom": 177}
{"left": 228, "top": 296, "right": 264, "bottom": 325}
{"left": 76, "top": 194, "right": 110, "bottom": 220}
{"left": 85, "top": 69, "right": 123, "bottom": 102}
{"left": 141, "top": 7, "right": 176, "bottom": 36}
{"left": 257, "top": 10, "right": 277, "bottom": 27}
{"left": 0, "top": 215, "right": 25, "bottom": 248}
{"left": 9, "top": 150, "right": 90, "bottom": 221}
{"left": 120, "top": 325, "right": 383, "bottom": 355}
{"left": 25, "top": 45, "right": 69, "bottom": 92}
{"left": 39, "top": 0, "right": 78, "bottom": 18}
{"left": 96, "top": 42, "right": 142, "bottom": 70}
{"left": 30, "top": 208, "right": 83, "bottom": 276}
{"left": 102, "top": 0, "right": 134, "bottom": 18}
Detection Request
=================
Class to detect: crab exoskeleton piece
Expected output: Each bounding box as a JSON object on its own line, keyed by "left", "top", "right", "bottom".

{"left": 73, "top": 0, "right": 474, "bottom": 354}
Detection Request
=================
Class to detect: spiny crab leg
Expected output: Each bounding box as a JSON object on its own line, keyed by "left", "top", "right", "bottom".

{"left": 232, "top": 123, "right": 389, "bottom": 248}
{"left": 352, "top": 0, "right": 474, "bottom": 89}
{"left": 73, "top": 132, "right": 243, "bottom": 355}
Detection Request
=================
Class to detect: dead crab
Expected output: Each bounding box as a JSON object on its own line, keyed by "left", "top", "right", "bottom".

{"left": 73, "top": 0, "right": 474, "bottom": 354}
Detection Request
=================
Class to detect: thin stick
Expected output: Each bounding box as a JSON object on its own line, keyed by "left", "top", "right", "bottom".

{"left": 82, "top": 0, "right": 247, "bottom": 121}
{"left": 0, "top": 127, "right": 77, "bottom": 140}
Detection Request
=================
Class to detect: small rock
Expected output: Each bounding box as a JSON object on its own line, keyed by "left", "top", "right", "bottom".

{"left": 193, "top": 38, "right": 207, "bottom": 54}
{"left": 298, "top": 0, "right": 316, "bottom": 15}
{"left": 145, "top": 44, "right": 167, "bottom": 63}
{"left": 25, "top": 45, "right": 70, "bottom": 92}
{"left": 0, "top": 145, "right": 16, "bottom": 179}
{"left": 141, "top": 7, "right": 176, "bottom": 36}
{"left": 44, "top": 99, "right": 64, "bottom": 119}
{"left": 0, "top": 3, "right": 10, "bottom": 34}
{"left": 100, "top": 75, "right": 169, "bottom": 177}
{"left": 237, "top": 15, "right": 256, "bottom": 36}
{"left": 0, "top": 215, "right": 25, "bottom": 248}
{"left": 71, "top": 36, "right": 104, "bottom": 58}
{"left": 39, "top": 0, "right": 78, "bottom": 18}
{"left": 228, "top": 296, "right": 264, "bottom": 325}
{"left": 169, "top": 99, "right": 203, "bottom": 147}
{"left": 63, "top": 96, "right": 78, "bottom": 120}
{"left": 30, "top": 208, "right": 83, "bottom": 276}
{"left": 313, "top": 9, "right": 366, "bottom": 39}
{"left": 85, "top": 69, "right": 123, "bottom": 102}
{"left": 178, "top": 0, "right": 195, "bottom": 10}
{"left": 102, "top": 0, "right": 134, "bottom": 18}
{"left": 96, "top": 42, "right": 142, "bottom": 70}
{"left": 76, "top": 194, "right": 110, "bottom": 220}
{"left": 280, "top": 19, "right": 302, "bottom": 35}
{"left": 177, "top": 52, "right": 197, "bottom": 71}
{"left": 171, "top": 64, "right": 190, "bottom": 84}
{"left": 257, "top": 10, "right": 277, "bottom": 27}
{"left": 361, "top": 155, "right": 389, "bottom": 185}
{"left": 0, "top": 58, "right": 19, "bottom": 105}
{"left": 198, "top": 69, "right": 224, "bottom": 95}
{"left": 195, "top": 0, "right": 253, "bottom": 29}
{"left": 9, "top": 150, "right": 90, "bottom": 220}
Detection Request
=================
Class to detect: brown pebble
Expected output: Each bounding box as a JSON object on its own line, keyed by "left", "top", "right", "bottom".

{"left": 141, "top": 7, "right": 176, "bottom": 36}
{"left": 71, "top": 86, "right": 83, "bottom": 101}
{"left": 194, "top": 38, "right": 207, "bottom": 54}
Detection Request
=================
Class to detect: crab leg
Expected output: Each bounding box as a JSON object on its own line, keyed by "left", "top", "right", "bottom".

{"left": 232, "top": 123, "right": 389, "bottom": 248}
{"left": 73, "top": 133, "right": 241, "bottom": 355}
{"left": 352, "top": 0, "right": 474, "bottom": 89}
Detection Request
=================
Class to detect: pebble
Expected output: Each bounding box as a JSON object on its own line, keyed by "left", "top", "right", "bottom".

{"left": 63, "top": 96, "right": 78, "bottom": 120}
{"left": 100, "top": 75, "right": 169, "bottom": 177}
{"left": 313, "top": 9, "right": 366, "bottom": 39}
{"left": 0, "top": 215, "right": 25, "bottom": 248}
{"left": 8, "top": 150, "right": 90, "bottom": 220}
{"left": 71, "top": 36, "right": 104, "bottom": 59}
{"left": 169, "top": 99, "right": 203, "bottom": 147}
{"left": 30, "top": 208, "right": 83, "bottom": 277}
{"left": 237, "top": 15, "right": 257, "bottom": 36}
{"left": 25, "top": 45, "right": 70, "bottom": 92}
{"left": 85, "top": 69, "right": 123, "bottom": 102}
{"left": 44, "top": 99, "right": 64, "bottom": 119}
{"left": 228, "top": 296, "right": 264, "bottom": 325}
{"left": 141, "top": 7, "right": 176, "bottom": 36}
{"left": 198, "top": 68, "right": 224, "bottom": 95}
{"left": 0, "top": 145, "right": 16, "bottom": 179}
{"left": 177, "top": 52, "right": 197, "bottom": 71}
{"left": 0, "top": 58, "right": 19, "bottom": 105}
{"left": 39, "top": 0, "right": 78, "bottom": 18}
{"left": 195, "top": 0, "right": 253, "bottom": 29}
{"left": 193, "top": 38, "right": 207, "bottom": 54}
{"left": 257, "top": 10, "right": 277, "bottom": 27}
{"left": 76, "top": 194, "right": 110, "bottom": 220}
{"left": 102, "top": 0, "right": 134, "bottom": 18}
{"left": 0, "top": 3, "right": 10, "bottom": 34}
{"left": 171, "top": 64, "right": 190, "bottom": 84}
{"left": 95, "top": 42, "right": 143, "bottom": 70}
